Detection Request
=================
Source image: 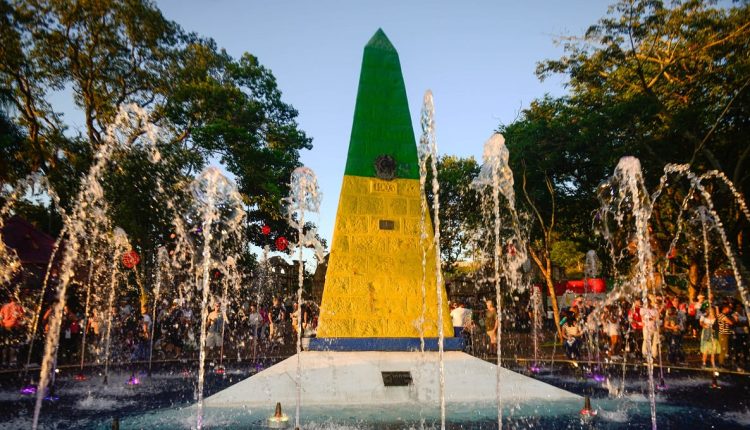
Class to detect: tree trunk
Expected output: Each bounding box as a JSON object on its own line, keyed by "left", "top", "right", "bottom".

{"left": 688, "top": 259, "right": 699, "bottom": 301}
{"left": 529, "top": 247, "right": 563, "bottom": 341}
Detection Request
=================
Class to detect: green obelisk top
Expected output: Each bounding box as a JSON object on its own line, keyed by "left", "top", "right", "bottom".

{"left": 344, "top": 29, "right": 419, "bottom": 180}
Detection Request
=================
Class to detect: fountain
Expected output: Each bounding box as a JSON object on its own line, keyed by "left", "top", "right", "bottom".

{"left": 147, "top": 246, "right": 169, "bottom": 376}
{"left": 594, "top": 156, "right": 750, "bottom": 429}
{"left": 101, "top": 228, "right": 132, "bottom": 386}
{"left": 471, "top": 132, "right": 531, "bottom": 428}
{"left": 281, "top": 165, "right": 324, "bottom": 428}
{"left": 30, "top": 105, "right": 161, "bottom": 430}
{"left": 418, "top": 89, "right": 448, "bottom": 428}
{"left": 12, "top": 27, "right": 750, "bottom": 430}
{"left": 9, "top": 102, "right": 255, "bottom": 429}
{"left": 190, "top": 166, "right": 246, "bottom": 430}
{"left": 11, "top": 25, "right": 748, "bottom": 428}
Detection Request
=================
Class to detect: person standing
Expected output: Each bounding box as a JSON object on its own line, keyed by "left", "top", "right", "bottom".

{"left": 300, "top": 301, "right": 314, "bottom": 338}
{"left": 85, "top": 308, "right": 104, "bottom": 360}
{"left": 259, "top": 304, "right": 270, "bottom": 343}
{"left": 700, "top": 307, "right": 720, "bottom": 368}
{"left": 450, "top": 302, "right": 470, "bottom": 338}
{"left": 205, "top": 302, "right": 224, "bottom": 360}
{"left": 1, "top": 295, "right": 24, "bottom": 367}
{"left": 485, "top": 299, "right": 498, "bottom": 352}
{"left": 58, "top": 305, "right": 80, "bottom": 364}
{"left": 674, "top": 297, "right": 688, "bottom": 349}
{"left": 663, "top": 307, "right": 684, "bottom": 364}
{"left": 604, "top": 306, "right": 621, "bottom": 359}
{"left": 628, "top": 299, "right": 644, "bottom": 358}
{"left": 563, "top": 316, "right": 583, "bottom": 360}
{"left": 247, "top": 303, "right": 261, "bottom": 340}
{"left": 290, "top": 302, "right": 300, "bottom": 337}
{"left": 135, "top": 305, "right": 152, "bottom": 361}
{"left": 717, "top": 304, "right": 734, "bottom": 368}
{"left": 269, "top": 297, "right": 286, "bottom": 345}
{"left": 640, "top": 297, "right": 661, "bottom": 362}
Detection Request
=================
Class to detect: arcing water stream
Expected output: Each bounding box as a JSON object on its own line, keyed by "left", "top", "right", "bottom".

{"left": 190, "top": 167, "right": 246, "bottom": 430}
{"left": 472, "top": 132, "right": 529, "bottom": 429}
{"left": 31, "top": 105, "right": 161, "bottom": 430}
{"left": 418, "top": 90, "right": 447, "bottom": 430}
{"left": 595, "top": 156, "right": 750, "bottom": 429}
{"left": 282, "top": 165, "right": 324, "bottom": 429}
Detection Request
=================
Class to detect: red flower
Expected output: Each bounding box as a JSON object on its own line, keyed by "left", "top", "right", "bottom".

{"left": 122, "top": 250, "right": 141, "bottom": 269}
{"left": 275, "top": 236, "right": 288, "bottom": 251}
{"left": 261, "top": 224, "right": 271, "bottom": 236}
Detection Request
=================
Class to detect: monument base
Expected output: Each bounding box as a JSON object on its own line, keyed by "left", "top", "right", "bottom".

{"left": 204, "top": 351, "right": 579, "bottom": 408}
{"left": 306, "top": 337, "right": 463, "bottom": 351}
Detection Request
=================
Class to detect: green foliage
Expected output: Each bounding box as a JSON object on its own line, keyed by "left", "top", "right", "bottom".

{"left": 0, "top": 0, "right": 312, "bottom": 279}
{"left": 0, "top": 97, "right": 26, "bottom": 185}
{"left": 537, "top": 0, "right": 750, "bottom": 187}
{"left": 424, "top": 155, "right": 481, "bottom": 273}
{"left": 550, "top": 240, "right": 585, "bottom": 277}
{"left": 505, "top": 0, "right": 750, "bottom": 280}
{"left": 502, "top": 96, "right": 610, "bottom": 243}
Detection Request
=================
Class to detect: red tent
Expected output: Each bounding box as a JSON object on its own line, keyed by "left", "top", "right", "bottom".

{"left": 553, "top": 278, "right": 607, "bottom": 296}
{"left": 1, "top": 215, "right": 56, "bottom": 265}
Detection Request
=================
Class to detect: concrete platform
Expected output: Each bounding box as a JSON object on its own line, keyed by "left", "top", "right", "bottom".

{"left": 204, "top": 351, "right": 579, "bottom": 408}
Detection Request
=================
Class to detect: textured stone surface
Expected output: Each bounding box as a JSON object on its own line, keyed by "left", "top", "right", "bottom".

{"left": 317, "top": 28, "right": 452, "bottom": 339}
{"left": 318, "top": 176, "right": 452, "bottom": 338}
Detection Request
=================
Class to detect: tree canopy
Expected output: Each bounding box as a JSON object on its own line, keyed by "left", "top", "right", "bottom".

{"left": 0, "top": 0, "right": 312, "bottom": 267}
{"left": 424, "top": 155, "right": 482, "bottom": 273}
{"left": 504, "top": 0, "right": 749, "bottom": 300}
{"left": 0, "top": 0, "right": 312, "bottom": 299}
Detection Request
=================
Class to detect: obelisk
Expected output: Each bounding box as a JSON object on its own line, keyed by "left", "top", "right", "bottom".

{"left": 311, "top": 29, "right": 457, "bottom": 350}
{"left": 203, "top": 31, "right": 579, "bottom": 410}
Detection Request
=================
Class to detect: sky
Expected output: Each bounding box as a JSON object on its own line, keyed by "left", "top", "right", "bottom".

{"left": 55, "top": 1, "right": 613, "bottom": 244}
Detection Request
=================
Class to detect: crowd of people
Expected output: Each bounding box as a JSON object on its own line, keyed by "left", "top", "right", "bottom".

{"left": 0, "top": 291, "right": 319, "bottom": 369}
{"left": 557, "top": 293, "right": 749, "bottom": 371}
{"left": 1, "top": 287, "right": 749, "bottom": 373}
{"left": 446, "top": 291, "right": 749, "bottom": 372}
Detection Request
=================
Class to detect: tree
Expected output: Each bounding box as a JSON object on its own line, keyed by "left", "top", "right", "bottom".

{"left": 0, "top": 0, "right": 312, "bottom": 304}
{"left": 502, "top": 0, "right": 750, "bottom": 310}
{"left": 424, "top": 155, "right": 482, "bottom": 274}
{"left": 536, "top": 0, "right": 750, "bottom": 279}
{"left": 551, "top": 240, "right": 586, "bottom": 277}
{"left": 0, "top": 88, "right": 27, "bottom": 185}
{"left": 539, "top": 0, "right": 750, "bottom": 175}
{"left": 501, "top": 96, "right": 610, "bottom": 339}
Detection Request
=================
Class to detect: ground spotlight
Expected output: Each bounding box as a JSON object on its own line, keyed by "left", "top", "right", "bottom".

{"left": 268, "top": 402, "right": 289, "bottom": 428}
{"left": 20, "top": 385, "right": 37, "bottom": 395}
{"left": 710, "top": 371, "right": 720, "bottom": 389}
{"left": 579, "top": 395, "right": 597, "bottom": 423}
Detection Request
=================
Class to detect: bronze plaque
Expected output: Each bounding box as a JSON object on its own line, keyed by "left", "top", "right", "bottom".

{"left": 379, "top": 219, "right": 395, "bottom": 230}
{"left": 374, "top": 154, "right": 396, "bottom": 180}
{"left": 381, "top": 371, "right": 412, "bottom": 386}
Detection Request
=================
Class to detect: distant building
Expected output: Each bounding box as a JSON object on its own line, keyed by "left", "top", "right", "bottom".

{"left": 266, "top": 256, "right": 297, "bottom": 299}
{"left": 0, "top": 215, "right": 57, "bottom": 293}
{"left": 264, "top": 255, "right": 322, "bottom": 303}
{"left": 310, "top": 253, "right": 328, "bottom": 305}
